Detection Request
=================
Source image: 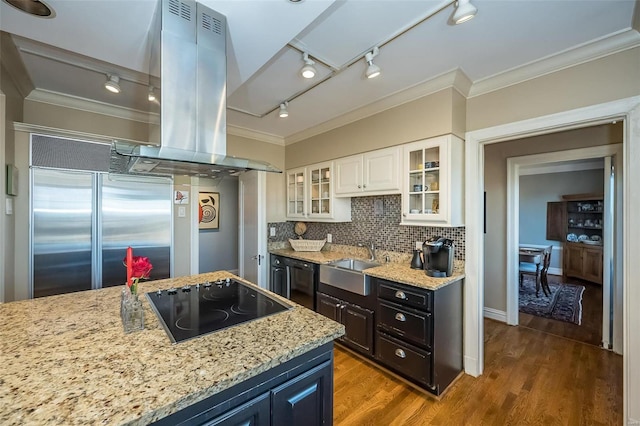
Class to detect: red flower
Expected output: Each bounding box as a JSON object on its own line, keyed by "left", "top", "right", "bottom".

{"left": 123, "top": 255, "right": 153, "bottom": 295}
{"left": 130, "top": 256, "right": 153, "bottom": 280}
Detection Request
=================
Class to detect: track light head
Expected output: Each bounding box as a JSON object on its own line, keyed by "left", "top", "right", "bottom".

{"left": 300, "top": 52, "right": 317, "bottom": 79}
{"left": 364, "top": 47, "right": 381, "bottom": 79}
{"left": 452, "top": 0, "right": 477, "bottom": 24}
{"left": 279, "top": 102, "right": 289, "bottom": 118}
{"left": 104, "top": 74, "right": 121, "bottom": 94}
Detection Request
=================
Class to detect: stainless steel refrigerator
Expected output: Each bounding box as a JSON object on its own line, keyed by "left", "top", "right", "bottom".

{"left": 30, "top": 135, "right": 172, "bottom": 298}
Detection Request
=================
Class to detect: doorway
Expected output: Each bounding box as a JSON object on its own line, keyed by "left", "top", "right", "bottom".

{"left": 504, "top": 142, "right": 621, "bottom": 349}
{"left": 464, "top": 96, "right": 640, "bottom": 423}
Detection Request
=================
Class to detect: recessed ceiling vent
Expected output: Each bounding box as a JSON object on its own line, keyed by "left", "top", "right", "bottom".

{"left": 168, "top": 0, "right": 192, "bottom": 22}
{"left": 202, "top": 13, "right": 222, "bottom": 35}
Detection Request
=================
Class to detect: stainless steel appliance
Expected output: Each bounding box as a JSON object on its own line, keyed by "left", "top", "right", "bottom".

{"left": 109, "top": 0, "right": 280, "bottom": 179}
{"left": 31, "top": 134, "right": 172, "bottom": 298}
{"left": 146, "top": 278, "right": 291, "bottom": 343}
{"left": 270, "top": 255, "right": 317, "bottom": 310}
{"left": 423, "top": 237, "right": 454, "bottom": 277}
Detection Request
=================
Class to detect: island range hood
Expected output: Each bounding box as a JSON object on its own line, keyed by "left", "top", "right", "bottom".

{"left": 109, "top": 0, "right": 280, "bottom": 178}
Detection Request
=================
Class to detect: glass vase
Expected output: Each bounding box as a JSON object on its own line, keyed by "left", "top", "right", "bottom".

{"left": 121, "top": 286, "right": 145, "bottom": 333}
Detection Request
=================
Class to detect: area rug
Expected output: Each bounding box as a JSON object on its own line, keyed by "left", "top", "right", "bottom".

{"left": 519, "top": 275, "right": 584, "bottom": 325}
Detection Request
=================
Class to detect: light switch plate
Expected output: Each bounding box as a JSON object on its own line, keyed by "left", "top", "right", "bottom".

{"left": 415, "top": 241, "right": 422, "bottom": 250}
{"left": 270, "top": 227, "right": 276, "bottom": 237}
{"left": 5, "top": 198, "right": 13, "bottom": 215}
{"left": 178, "top": 206, "right": 186, "bottom": 217}
{"left": 327, "top": 233, "right": 332, "bottom": 243}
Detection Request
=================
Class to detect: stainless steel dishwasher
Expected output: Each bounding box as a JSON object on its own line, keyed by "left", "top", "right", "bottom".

{"left": 270, "top": 255, "right": 318, "bottom": 310}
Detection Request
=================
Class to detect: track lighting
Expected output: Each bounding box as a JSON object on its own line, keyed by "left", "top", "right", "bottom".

{"left": 452, "top": 0, "right": 477, "bottom": 24}
{"left": 104, "top": 74, "right": 121, "bottom": 94}
{"left": 148, "top": 86, "right": 157, "bottom": 102}
{"left": 364, "top": 47, "right": 381, "bottom": 79}
{"left": 279, "top": 102, "right": 289, "bottom": 118}
{"left": 300, "top": 52, "right": 317, "bottom": 79}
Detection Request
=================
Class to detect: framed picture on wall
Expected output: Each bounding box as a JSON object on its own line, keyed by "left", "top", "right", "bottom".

{"left": 198, "top": 192, "right": 220, "bottom": 230}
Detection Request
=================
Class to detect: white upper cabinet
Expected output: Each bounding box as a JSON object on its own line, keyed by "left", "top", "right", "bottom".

{"left": 334, "top": 146, "right": 401, "bottom": 197}
{"left": 401, "top": 135, "right": 464, "bottom": 226}
{"left": 285, "top": 162, "right": 351, "bottom": 223}
{"left": 286, "top": 167, "right": 307, "bottom": 220}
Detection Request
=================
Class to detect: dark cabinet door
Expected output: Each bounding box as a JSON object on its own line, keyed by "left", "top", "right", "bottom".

{"left": 546, "top": 201, "right": 566, "bottom": 241}
{"left": 271, "top": 360, "right": 333, "bottom": 426}
{"left": 203, "top": 392, "right": 270, "bottom": 426}
{"left": 342, "top": 304, "right": 374, "bottom": 356}
{"left": 271, "top": 266, "right": 287, "bottom": 297}
{"left": 316, "top": 292, "right": 341, "bottom": 322}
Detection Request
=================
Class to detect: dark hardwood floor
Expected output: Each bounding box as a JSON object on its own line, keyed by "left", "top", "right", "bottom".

{"left": 333, "top": 319, "right": 622, "bottom": 425}
{"left": 519, "top": 274, "right": 603, "bottom": 347}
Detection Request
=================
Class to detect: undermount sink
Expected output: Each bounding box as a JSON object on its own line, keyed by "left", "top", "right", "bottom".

{"left": 319, "top": 258, "right": 381, "bottom": 296}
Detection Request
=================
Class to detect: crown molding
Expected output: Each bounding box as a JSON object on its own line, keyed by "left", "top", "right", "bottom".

{"left": 469, "top": 29, "right": 640, "bottom": 98}
{"left": 25, "top": 89, "right": 158, "bottom": 124}
{"left": 1, "top": 34, "right": 35, "bottom": 98}
{"left": 227, "top": 125, "right": 285, "bottom": 146}
{"left": 285, "top": 68, "right": 472, "bottom": 145}
{"left": 519, "top": 158, "right": 604, "bottom": 176}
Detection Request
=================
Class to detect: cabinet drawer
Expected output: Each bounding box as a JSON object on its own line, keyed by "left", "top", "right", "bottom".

{"left": 378, "top": 301, "right": 431, "bottom": 348}
{"left": 376, "top": 332, "right": 432, "bottom": 387}
{"left": 378, "top": 280, "right": 432, "bottom": 311}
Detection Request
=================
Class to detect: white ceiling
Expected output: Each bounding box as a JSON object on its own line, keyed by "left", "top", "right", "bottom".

{"left": 0, "top": 0, "right": 638, "bottom": 144}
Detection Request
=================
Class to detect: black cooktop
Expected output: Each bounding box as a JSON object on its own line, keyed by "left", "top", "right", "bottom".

{"left": 146, "top": 279, "right": 291, "bottom": 344}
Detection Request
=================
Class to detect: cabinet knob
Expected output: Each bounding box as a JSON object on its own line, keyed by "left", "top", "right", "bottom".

{"left": 357, "top": 185, "right": 362, "bottom": 189}
{"left": 394, "top": 348, "right": 406, "bottom": 359}
{"left": 395, "top": 313, "right": 406, "bottom": 322}
{"left": 402, "top": 213, "right": 407, "bottom": 217}
{"left": 395, "top": 291, "right": 407, "bottom": 300}
{"left": 363, "top": 184, "right": 367, "bottom": 188}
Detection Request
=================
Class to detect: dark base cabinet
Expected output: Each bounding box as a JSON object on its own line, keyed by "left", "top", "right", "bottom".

{"left": 151, "top": 343, "right": 334, "bottom": 426}
{"left": 317, "top": 292, "right": 374, "bottom": 357}
{"left": 374, "top": 278, "right": 463, "bottom": 396}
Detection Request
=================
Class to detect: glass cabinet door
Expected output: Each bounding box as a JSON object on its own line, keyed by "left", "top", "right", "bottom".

{"left": 287, "top": 168, "right": 306, "bottom": 218}
{"left": 309, "top": 164, "right": 332, "bottom": 217}
{"left": 407, "top": 145, "right": 440, "bottom": 218}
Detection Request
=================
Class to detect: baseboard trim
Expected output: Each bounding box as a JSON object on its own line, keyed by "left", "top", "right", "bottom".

{"left": 548, "top": 267, "right": 562, "bottom": 276}
{"left": 483, "top": 307, "right": 507, "bottom": 323}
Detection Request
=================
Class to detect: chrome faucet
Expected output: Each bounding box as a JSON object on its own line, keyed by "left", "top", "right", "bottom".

{"left": 358, "top": 241, "right": 376, "bottom": 261}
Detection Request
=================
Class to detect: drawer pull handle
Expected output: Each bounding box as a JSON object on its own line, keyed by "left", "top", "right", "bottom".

{"left": 395, "top": 291, "right": 407, "bottom": 300}
{"left": 395, "top": 348, "right": 406, "bottom": 359}
{"left": 395, "top": 313, "right": 406, "bottom": 322}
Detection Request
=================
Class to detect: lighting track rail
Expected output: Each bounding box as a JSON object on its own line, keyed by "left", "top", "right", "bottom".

{"left": 228, "top": 0, "right": 473, "bottom": 119}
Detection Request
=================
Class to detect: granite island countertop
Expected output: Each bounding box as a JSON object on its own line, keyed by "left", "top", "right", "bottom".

{"left": 0, "top": 271, "right": 344, "bottom": 426}
{"left": 270, "top": 248, "right": 464, "bottom": 290}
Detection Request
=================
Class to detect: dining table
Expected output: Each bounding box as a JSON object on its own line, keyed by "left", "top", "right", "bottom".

{"left": 519, "top": 247, "right": 548, "bottom": 296}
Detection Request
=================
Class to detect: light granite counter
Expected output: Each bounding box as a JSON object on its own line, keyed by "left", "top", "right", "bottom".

{"left": 0, "top": 271, "right": 344, "bottom": 426}
{"left": 270, "top": 247, "right": 464, "bottom": 290}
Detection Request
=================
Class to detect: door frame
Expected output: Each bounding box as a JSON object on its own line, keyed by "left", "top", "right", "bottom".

{"left": 238, "top": 170, "right": 268, "bottom": 288}
{"left": 505, "top": 144, "right": 622, "bottom": 352}
{"left": 464, "top": 96, "right": 640, "bottom": 423}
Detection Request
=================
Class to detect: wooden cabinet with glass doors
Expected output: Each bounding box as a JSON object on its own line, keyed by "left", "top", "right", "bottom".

{"left": 401, "top": 135, "right": 464, "bottom": 226}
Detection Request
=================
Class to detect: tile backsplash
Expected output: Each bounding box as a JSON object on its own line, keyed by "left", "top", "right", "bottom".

{"left": 269, "top": 195, "right": 465, "bottom": 260}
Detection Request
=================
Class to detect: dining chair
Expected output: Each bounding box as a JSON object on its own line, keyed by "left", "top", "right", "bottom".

{"left": 519, "top": 246, "right": 552, "bottom": 296}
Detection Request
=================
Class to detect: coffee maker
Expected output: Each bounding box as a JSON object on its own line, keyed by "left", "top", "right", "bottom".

{"left": 422, "top": 237, "right": 454, "bottom": 277}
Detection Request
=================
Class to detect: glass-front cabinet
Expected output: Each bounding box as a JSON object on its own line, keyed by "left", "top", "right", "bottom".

{"left": 285, "top": 162, "right": 351, "bottom": 222}
{"left": 402, "top": 135, "right": 464, "bottom": 226}
{"left": 309, "top": 163, "right": 332, "bottom": 218}
{"left": 287, "top": 167, "right": 306, "bottom": 219}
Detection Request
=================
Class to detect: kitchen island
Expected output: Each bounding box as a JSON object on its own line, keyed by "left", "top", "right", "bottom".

{"left": 0, "top": 271, "right": 344, "bottom": 425}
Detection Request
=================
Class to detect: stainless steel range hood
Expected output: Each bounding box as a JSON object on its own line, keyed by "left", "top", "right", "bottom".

{"left": 109, "top": 0, "right": 280, "bottom": 178}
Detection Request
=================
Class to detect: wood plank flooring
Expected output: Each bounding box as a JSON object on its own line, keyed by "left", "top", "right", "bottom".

{"left": 333, "top": 319, "right": 622, "bottom": 425}
{"left": 519, "top": 276, "right": 602, "bottom": 346}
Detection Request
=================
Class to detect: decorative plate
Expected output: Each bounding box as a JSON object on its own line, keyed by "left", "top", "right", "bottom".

{"left": 578, "top": 234, "right": 589, "bottom": 242}
{"left": 591, "top": 235, "right": 602, "bottom": 241}
{"left": 566, "top": 233, "right": 578, "bottom": 242}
